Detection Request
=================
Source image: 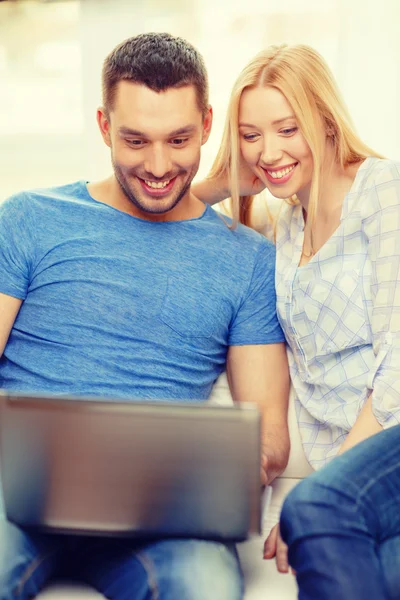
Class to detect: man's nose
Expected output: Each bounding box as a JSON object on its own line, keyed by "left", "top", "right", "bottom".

{"left": 144, "top": 146, "right": 172, "bottom": 179}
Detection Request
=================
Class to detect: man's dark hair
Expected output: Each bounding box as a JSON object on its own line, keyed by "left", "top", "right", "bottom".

{"left": 102, "top": 32, "right": 209, "bottom": 117}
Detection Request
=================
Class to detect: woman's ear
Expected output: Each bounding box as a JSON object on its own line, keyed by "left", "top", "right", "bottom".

{"left": 325, "top": 122, "right": 336, "bottom": 139}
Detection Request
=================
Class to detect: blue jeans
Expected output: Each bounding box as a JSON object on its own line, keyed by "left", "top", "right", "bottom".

{"left": 280, "top": 425, "right": 400, "bottom": 600}
{"left": 0, "top": 520, "right": 243, "bottom": 600}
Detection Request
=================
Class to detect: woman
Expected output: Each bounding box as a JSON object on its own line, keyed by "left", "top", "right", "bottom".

{"left": 193, "top": 43, "right": 400, "bottom": 579}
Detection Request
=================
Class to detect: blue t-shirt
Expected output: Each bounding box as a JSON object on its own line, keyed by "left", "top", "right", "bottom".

{"left": 0, "top": 182, "right": 284, "bottom": 401}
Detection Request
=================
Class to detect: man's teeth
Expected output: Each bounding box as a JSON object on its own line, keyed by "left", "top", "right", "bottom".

{"left": 267, "top": 164, "right": 296, "bottom": 179}
{"left": 144, "top": 179, "right": 171, "bottom": 189}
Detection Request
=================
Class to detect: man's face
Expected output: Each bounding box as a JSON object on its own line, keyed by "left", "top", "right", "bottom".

{"left": 99, "top": 82, "right": 212, "bottom": 219}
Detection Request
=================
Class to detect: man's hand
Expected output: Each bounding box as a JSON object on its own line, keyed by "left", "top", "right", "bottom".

{"left": 260, "top": 452, "right": 268, "bottom": 487}
{"left": 263, "top": 523, "right": 291, "bottom": 574}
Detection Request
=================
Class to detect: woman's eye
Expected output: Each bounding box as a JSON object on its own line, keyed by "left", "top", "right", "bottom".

{"left": 281, "top": 127, "right": 298, "bottom": 135}
{"left": 243, "top": 133, "right": 259, "bottom": 141}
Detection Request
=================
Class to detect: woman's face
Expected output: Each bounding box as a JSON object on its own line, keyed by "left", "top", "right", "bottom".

{"left": 239, "top": 86, "right": 316, "bottom": 203}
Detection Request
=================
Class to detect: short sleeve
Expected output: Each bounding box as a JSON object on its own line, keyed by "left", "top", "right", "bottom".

{"left": 0, "top": 194, "right": 35, "bottom": 299}
{"left": 228, "top": 239, "right": 285, "bottom": 346}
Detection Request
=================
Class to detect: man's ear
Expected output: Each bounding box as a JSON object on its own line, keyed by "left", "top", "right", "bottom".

{"left": 201, "top": 105, "right": 213, "bottom": 145}
{"left": 97, "top": 107, "right": 112, "bottom": 148}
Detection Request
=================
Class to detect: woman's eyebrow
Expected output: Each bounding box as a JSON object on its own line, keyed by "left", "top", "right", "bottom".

{"left": 239, "top": 116, "right": 296, "bottom": 128}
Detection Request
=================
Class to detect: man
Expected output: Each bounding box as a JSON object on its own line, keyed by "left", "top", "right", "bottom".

{"left": 0, "top": 33, "right": 289, "bottom": 599}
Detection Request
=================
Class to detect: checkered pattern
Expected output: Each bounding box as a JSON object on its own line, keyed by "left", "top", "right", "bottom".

{"left": 276, "top": 157, "right": 400, "bottom": 468}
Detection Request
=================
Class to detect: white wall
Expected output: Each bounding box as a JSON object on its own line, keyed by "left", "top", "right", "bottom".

{"left": 0, "top": 0, "right": 399, "bottom": 198}
{"left": 77, "top": 0, "right": 400, "bottom": 179}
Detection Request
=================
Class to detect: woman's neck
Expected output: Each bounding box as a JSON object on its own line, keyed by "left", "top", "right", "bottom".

{"left": 298, "top": 148, "right": 365, "bottom": 265}
{"left": 298, "top": 146, "right": 361, "bottom": 221}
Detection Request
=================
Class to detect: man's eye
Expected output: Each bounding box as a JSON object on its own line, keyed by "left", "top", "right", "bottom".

{"left": 127, "top": 139, "right": 144, "bottom": 146}
{"left": 171, "top": 138, "right": 187, "bottom": 146}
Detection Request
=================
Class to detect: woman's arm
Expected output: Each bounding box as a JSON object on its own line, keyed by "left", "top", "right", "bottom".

{"left": 192, "top": 159, "right": 266, "bottom": 206}
{"left": 341, "top": 165, "right": 400, "bottom": 452}
{"left": 338, "top": 394, "right": 382, "bottom": 454}
{"left": 192, "top": 175, "right": 230, "bottom": 206}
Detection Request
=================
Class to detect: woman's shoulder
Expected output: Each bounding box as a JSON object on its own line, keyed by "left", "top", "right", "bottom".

{"left": 357, "top": 156, "right": 400, "bottom": 189}
{"left": 348, "top": 157, "right": 400, "bottom": 217}
{"left": 346, "top": 157, "right": 400, "bottom": 236}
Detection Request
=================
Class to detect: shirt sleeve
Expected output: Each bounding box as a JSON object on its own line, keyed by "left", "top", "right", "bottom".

{"left": 0, "top": 193, "right": 35, "bottom": 299}
{"left": 363, "top": 166, "right": 400, "bottom": 428}
{"left": 228, "top": 238, "right": 285, "bottom": 346}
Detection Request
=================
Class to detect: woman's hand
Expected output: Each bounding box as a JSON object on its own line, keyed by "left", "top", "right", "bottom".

{"left": 191, "top": 158, "right": 265, "bottom": 204}
{"left": 192, "top": 159, "right": 265, "bottom": 205}
{"left": 263, "top": 523, "right": 291, "bottom": 573}
{"left": 237, "top": 159, "right": 266, "bottom": 197}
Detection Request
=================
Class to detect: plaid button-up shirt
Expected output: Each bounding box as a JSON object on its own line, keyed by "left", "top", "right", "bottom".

{"left": 276, "top": 157, "right": 400, "bottom": 468}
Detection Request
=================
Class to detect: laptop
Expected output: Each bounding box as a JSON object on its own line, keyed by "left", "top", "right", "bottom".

{"left": 0, "top": 391, "right": 261, "bottom": 541}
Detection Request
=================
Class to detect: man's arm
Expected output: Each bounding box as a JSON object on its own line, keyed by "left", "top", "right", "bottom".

{"left": 227, "top": 342, "right": 290, "bottom": 485}
{"left": 0, "top": 292, "right": 22, "bottom": 357}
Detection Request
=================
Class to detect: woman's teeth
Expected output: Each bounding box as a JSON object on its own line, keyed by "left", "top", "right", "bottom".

{"left": 145, "top": 179, "right": 171, "bottom": 189}
{"left": 267, "top": 164, "right": 296, "bottom": 179}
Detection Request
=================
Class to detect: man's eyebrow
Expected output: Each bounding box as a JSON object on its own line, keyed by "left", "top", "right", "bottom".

{"left": 119, "top": 127, "right": 145, "bottom": 136}
{"left": 239, "top": 116, "right": 296, "bottom": 128}
{"left": 118, "top": 125, "right": 197, "bottom": 137}
{"left": 168, "top": 125, "right": 197, "bottom": 136}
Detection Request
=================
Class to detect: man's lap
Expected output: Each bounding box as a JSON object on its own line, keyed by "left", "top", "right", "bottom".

{"left": 0, "top": 519, "right": 243, "bottom": 600}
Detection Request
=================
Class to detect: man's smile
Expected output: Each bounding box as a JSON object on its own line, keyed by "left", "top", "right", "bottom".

{"left": 137, "top": 175, "right": 178, "bottom": 197}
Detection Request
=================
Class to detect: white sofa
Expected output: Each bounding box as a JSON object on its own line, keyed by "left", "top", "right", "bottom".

{"left": 35, "top": 377, "right": 313, "bottom": 600}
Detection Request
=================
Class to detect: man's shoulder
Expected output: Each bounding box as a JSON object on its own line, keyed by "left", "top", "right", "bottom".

{"left": 205, "top": 207, "right": 275, "bottom": 256}
{"left": 1, "top": 181, "right": 87, "bottom": 211}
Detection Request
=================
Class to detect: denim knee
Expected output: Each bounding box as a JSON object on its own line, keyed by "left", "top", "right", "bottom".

{"left": 0, "top": 578, "right": 15, "bottom": 600}
{"left": 280, "top": 476, "right": 363, "bottom": 548}
{"left": 280, "top": 479, "right": 311, "bottom": 546}
{"left": 0, "top": 522, "right": 26, "bottom": 600}
{"left": 0, "top": 559, "right": 26, "bottom": 600}
{"left": 0, "top": 519, "right": 62, "bottom": 600}
{"left": 137, "top": 540, "right": 243, "bottom": 600}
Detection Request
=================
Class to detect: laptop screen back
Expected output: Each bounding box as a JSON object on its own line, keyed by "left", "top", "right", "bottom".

{"left": 0, "top": 392, "right": 261, "bottom": 541}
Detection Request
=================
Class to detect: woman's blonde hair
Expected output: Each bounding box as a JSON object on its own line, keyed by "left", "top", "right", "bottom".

{"left": 209, "top": 44, "right": 382, "bottom": 238}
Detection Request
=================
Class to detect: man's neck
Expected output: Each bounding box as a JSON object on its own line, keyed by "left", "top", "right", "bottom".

{"left": 87, "top": 176, "right": 206, "bottom": 222}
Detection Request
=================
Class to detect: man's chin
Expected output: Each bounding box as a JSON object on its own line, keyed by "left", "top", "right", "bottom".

{"left": 130, "top": 193, "right": 182, "bottom": 216}
{"left": 139, "top": 201, "right": 178, "bottom": 215}
{"left": 116, "top": 170, "right": 192, "bottom": 217}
